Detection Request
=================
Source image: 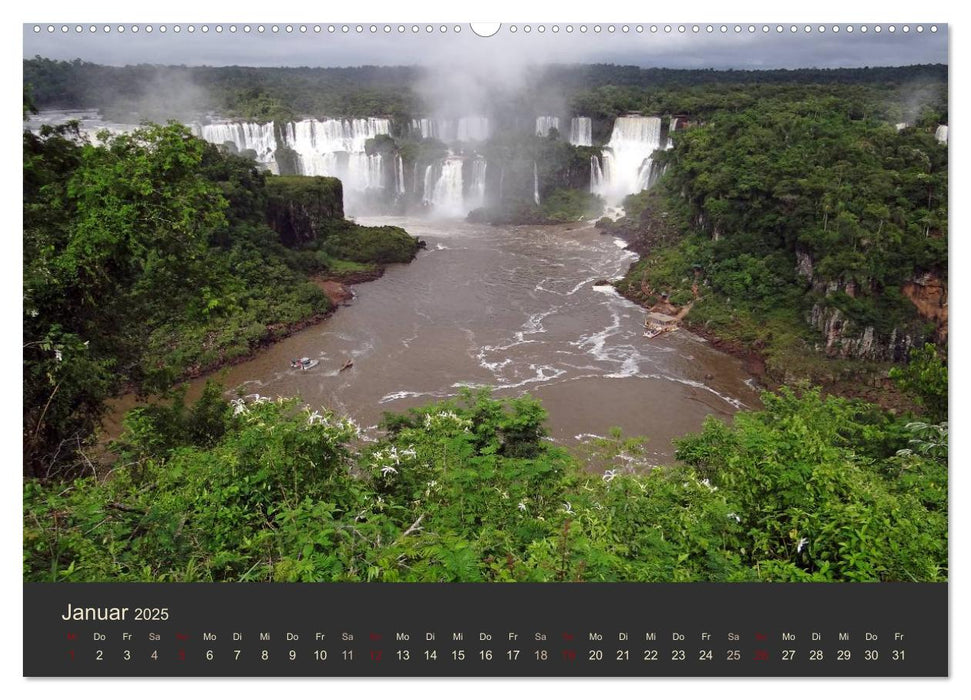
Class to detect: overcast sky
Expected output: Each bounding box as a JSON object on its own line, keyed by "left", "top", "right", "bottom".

{"left": 23, "top": 23, "right": 948, "bottom": 70}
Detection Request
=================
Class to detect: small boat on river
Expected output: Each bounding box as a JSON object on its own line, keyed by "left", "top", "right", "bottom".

{"left": 643, "top": 312, "right": 679, "bottom": 339}
{"left": 290, "top": 357, "right": 319, "bottom": 370}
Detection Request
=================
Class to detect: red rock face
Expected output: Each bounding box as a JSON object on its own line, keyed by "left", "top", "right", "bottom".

{"left": 903, "top": 273, "right": 948, "bottom": 343}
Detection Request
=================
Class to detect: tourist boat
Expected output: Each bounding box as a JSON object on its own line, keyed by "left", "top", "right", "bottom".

{"left": 290, "top": 357, "right": 319, "bottom": 370}
{"left": 643, "top": 318, "right": 678, "bottom": 339}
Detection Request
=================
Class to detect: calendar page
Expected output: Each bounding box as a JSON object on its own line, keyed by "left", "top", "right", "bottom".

{"left": 21, "top": 17, "right": 949, "bottom": 680}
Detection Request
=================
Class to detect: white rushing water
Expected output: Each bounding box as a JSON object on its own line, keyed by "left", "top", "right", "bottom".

{"left": 196, "top": 122, "right": 279, "bottom": 169}
{"left": 25, "top": 109, "right": 139, "bottom": 144}
{"left": 570, "top": 117, "right": 593, "bottom": 146}
{"left": 412, "top": 116, "right": 490, "bottom": 142}
{"left": 536, "top": 116, "right": 560, "bottom": 137}
{"left": 281, "top": 118, "right": 389, "bottom": 185}
{"left": 429, "top": 157, "right": 465, "bottom": 216}
{"left": 202, "top": 216, "right": 760, "bottom": 454}
{"left": 469, "top": 159, "right": 488, "bottom": 209}
{"left": 395, "top": 154, "right": 406, "bottom": 195}
{"left": 666, "top": 117, "right": 680, "bottom": 149}
{"left": 592, "top": 116, "right": 664, "bottom": 205}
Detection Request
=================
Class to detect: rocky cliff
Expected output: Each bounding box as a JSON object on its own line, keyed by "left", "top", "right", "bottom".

{"left": 798, "top": 250, "right": 946, "bottom": 361}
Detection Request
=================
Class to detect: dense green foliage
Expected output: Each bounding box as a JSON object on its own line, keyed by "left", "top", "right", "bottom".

{"left": 616, "top": 92, "right": 947, "bottom": 387}
{"left": 24, "top": 116, "right": 420, "bottom": 478}
{"left": 24, "top": 63, "right": 948, "bottom": 586}
{"left": 889, "top": 344, "right": 948, "bottom": 421}
{"left": 23, "top": 388, "right": 946, "bottom": 582}
{"left": 24, "top": 56, "right": 946, "bottom": 127}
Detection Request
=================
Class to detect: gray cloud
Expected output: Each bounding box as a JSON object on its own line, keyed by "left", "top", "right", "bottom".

{"left": 23, "top": 23, "right": 948, "bottom": 69}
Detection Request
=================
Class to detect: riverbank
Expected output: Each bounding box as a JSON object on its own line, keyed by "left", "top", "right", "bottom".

{"left": 606, "top": 194, "right": 917, "bottom": 413}
{"left": 175, "top": 264, "right": 399, "bottom": 382}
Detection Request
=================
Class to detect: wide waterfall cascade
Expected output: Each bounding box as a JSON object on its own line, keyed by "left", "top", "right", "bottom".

{"left": 282, "top": 118, "right": 390, "bottom": 182}
{"left": 936, "top": 125, "right": 949, "bottom": 144}
{"left": 593, "top": 115, "right": 664, "bottom": 204}
{"left": 194, "top": 117, "right": 393, "bottom": 201}
{"left": 533, "top": 162, "right": 541, "bottom": 205}
{"left": 536, "top": 116, "right": 560, "bottom": 137}
{"left": 570, "top": 117, "right": 593, "bottom": 147}
{"left": 196, "top": 122, "right": 278, "bottom": 167}
{"left": 411, "top": 117, "right": 490, "bottom": 142}
{"left": 411, "top": 118, "right": 440, "bottom": 140}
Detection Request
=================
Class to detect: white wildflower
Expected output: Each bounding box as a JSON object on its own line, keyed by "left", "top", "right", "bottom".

{"left": 306, "top": 410, "right": 323, "bottom": 426}
{"left": 231, "top": 398, "right": 248, "bottom": 416}
{"left": 518, "top": 501, "right": 527, "bottom": 512}
{"left": 727, "top": 512, "right": 741, "bottom": 523}
{"left": 54, "top": 349, "right": 62, "bottom": 362}
{"left": 797, "top": 537, "right": 809, "bottom": 554}
{"left": 700, "top": 478, "right": 717, "bottom": 492}
{"left": 561, "top": 502, "right": 574, "bottom": 515}
{"left": 602, "top": 469, "right": 618, "bottom": 483}
{"left": 381, "top": 466, "right": 398, "bottom": 476}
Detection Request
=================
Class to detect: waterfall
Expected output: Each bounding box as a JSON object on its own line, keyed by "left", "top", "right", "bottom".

{"left": 498, "top": 166, "right": 505, "bottom": 203}
{"left": 590, "top": 155, "right": 605, "bottom": 192}
{"left": 423, "top": 165, "right": 436, "bottom": 204}
{"left": 411, "top": 116, "right": 489, "bottom": 142}
{"left": 936, "top": 125, "right": 948, "bottom": 144}
{"left": 430, "top": 157, "right": 465, "bottom": 216}
{"left": 411, "top": 118, "right": 437, "bottom": 140}
{"left": 195, "top": 121, "right": 278, "bottom": 169}
{"left": 646, "top": 160, "right": 667, "bottom": 189}
{"left": 592, "top": 115, "right": 663, "bottom": 204}
{"left": 281, "top": 118, "right": 390, "bottom": 184}
{"left": 469, "top": 159, "right": 488, "bottom": 208}
{"left": 456, "top": 117, "right": 490, "bottom": 142}
{"left": 536, "top": 116, "right": 560, "bottom": 137}
{"left": 533, "top": 162, "right": 540, "bottom": 206}
{"left": 666, "top": 117, "right": 680, "bottom": 149}
{"left": 395, "top": 155, "right": 406, "bottom": 195}
{"left": 570, "top": 117, "right": 592, "bottom": 147}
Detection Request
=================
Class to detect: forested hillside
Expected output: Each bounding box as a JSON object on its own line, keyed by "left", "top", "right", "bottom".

{"left": 24, "top": 115, "right": 420, "bottom": 480}
{"left": 611, "top": 93, "right": 947, "bottom": 400}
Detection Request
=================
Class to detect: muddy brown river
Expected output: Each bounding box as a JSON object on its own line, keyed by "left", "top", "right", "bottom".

{"left": 115, "top": 217, "right": 762, "bottom": 463}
